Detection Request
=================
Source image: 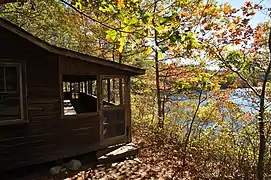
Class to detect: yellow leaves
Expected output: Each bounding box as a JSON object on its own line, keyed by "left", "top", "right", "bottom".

{"left": 145, "top": 47, "right": 153, "bottom": 56}
{"left": 106, "top": 29, "right": 117, "bottom": 41}
{"left": 223, "top": 3, "right": 231, "bottom": 14}
{"left": 158, "top": 51, "right": 163, "bottom": 59}
{"left": 118, "top": 36, "right": 127, "bottom": 52}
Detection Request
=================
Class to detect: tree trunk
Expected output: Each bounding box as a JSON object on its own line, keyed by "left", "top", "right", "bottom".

{"left": 154, "top": 47, "right": 163, "bottom": 127}
{"left": 152, "top": 1, "right": 163, "bottom": 128}
{"left": 257, "top": 27, "right": 271, "bottom": 180}
{"left": 182, "top": 89, "right": 203, "bottom": 166}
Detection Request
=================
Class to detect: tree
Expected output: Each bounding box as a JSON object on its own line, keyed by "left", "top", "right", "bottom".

{"left": 198, "top": 2, "right": 270, "bottom": 179}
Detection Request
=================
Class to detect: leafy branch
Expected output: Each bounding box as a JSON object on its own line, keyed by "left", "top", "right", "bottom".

{"left": 59, "top": 0, "right": 145, "bottom": 36}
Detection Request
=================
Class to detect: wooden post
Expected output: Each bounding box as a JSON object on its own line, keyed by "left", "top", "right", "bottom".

{"left": 112, "top": 78, "right": 116, "bottom": 103}
{"left": 98, "top": 75, "right": 103, "bottom": 142}
{"left": 119, "top": 78, "right": 124, "bottom": 104}
{"left": 58, "top": 56, "right": 64, "bottom": 117}
{"left": 90, "top": 80, "right": 92, "bottom": 95}
{"left": 107, "top": 79, "right": 110, "bottom": 103}
{"left": 125, "top": 77, "right": 131, "bottom": 142}
{"left": 85, "top": 81, "right": 88, "bottom": 94}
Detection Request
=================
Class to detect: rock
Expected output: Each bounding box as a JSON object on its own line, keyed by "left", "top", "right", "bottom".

{"left": 49, "top": 165, "right": 62, "bottom": 175}
{"left": 65, "top": 159, "right": 82, "bottom": 171}
{"left": 60, "top": 167, "right": 67, "bottom": 172}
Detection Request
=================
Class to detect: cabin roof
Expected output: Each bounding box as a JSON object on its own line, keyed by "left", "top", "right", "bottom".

{"left": 0, "top": 18, "right": 145, "bottom": 76}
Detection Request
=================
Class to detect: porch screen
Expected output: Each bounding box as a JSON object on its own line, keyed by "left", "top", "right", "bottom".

{"left": 102, "top": 77, "right": 126, "bottom": 138}
{"left": 102, "top": 78, "right": 124, "bottom": 107}
{"left": 0, "top": 64, "right": 23, "bottom": 122}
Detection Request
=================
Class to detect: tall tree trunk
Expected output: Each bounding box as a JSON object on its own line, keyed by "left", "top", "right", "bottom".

{"left": 152, "top": 1, "right": 163, "bottom": 128}
{"left": 257, "top": 27, "right": 271, "bottom": 180}
{"left": 154, "top": 45, "right": 163, "bottom": 127}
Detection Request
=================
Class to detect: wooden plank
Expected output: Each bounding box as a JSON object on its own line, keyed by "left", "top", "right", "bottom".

{"left": 59, "top": 55, "right": 64, "bottom": 117}
{"left": 98, "top": 143, "right": 138, "bottom": 164}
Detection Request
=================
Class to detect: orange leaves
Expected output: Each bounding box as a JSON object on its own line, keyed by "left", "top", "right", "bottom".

{"left": 255, "top": 28, "right": 263, "bottom": 38}
{"left": 253, "top": 24, "right": 269, "bottom": 47}
{"left": 234, "top": 39, "right": 241, "bottom": 45}
{"left": 116, "top": 0, "right": 124, "bottom": 8}
{"left": 180, "top": 11, "right": 190, "bottom": 17}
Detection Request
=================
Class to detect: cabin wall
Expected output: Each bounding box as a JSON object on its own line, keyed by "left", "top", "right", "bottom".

{"left": 0, "top": 27, "right": 101, "bottom": 171}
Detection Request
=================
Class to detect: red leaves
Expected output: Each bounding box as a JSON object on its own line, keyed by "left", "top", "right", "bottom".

{"left": 254, "top": 4, "right": 263, "bottom": 10}
{"left": 201, "top": 19, "right": 207, "bottom": 25}
{"left": 244, "top": 1, "right": 252, "bottom": 8}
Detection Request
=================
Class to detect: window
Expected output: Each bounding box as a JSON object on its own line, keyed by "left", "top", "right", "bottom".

{"left": 62, "top": 75, "right": 98, "bottom": 116}
{"left": 102, "top": 77, "right": 125, "bottom": 107}
{"left": 0, "top": 66, "right": 18, "bottom": 92}
{"left": 0, "top": 64, "right": 24, "bottom": 123}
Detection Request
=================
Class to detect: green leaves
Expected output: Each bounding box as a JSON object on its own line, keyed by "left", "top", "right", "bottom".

{"left": 99, "top": 3, "right": 115, "bottom": 13}
{"left": 224, "top": 51, "right": 253, "bottom": 73}
{"left": 74, "top": 0, "right": 82, "bottom": 9}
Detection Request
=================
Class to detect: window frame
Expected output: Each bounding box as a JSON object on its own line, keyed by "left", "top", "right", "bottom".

{"left": 0, "top": 61, "right": 27, "bottom": 126}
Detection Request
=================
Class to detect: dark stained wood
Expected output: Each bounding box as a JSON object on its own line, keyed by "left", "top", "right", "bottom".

{"left": 125, "top": 77, "right": 132, "bottom": 142}
{"left": 0, "top": 26, "right": 102, "bottom": 171}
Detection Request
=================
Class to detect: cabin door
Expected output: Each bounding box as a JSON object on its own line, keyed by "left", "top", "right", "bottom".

{"left": 100, "top": 76, "right": 127, "bottom": 144}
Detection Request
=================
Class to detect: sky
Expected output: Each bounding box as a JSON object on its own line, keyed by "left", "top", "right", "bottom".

{"left": 218, "top": 0, "right": 271, "bottom": 27}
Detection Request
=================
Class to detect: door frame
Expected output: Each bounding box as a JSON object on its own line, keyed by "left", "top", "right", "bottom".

{"left": 99, "top": 75, "right": 128, "bottom": 146}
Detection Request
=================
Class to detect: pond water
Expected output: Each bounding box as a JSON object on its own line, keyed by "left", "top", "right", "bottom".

{"left": 169, "top": 88, "right": 271, "bottom": 115}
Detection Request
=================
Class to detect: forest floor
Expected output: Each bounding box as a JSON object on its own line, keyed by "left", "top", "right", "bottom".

{"left": 1, "top": 123, "right": 240, "bottom": 180}
{"left": 66, "top": 123, "right": 188, "bottom": 180}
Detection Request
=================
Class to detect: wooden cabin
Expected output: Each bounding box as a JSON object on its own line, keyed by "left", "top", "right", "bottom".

{"left": 0, "top": 18, "right": 145, "bottom": 171}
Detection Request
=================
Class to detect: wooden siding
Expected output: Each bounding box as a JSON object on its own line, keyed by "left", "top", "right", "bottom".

{"left": 0, "top": 26, "right": 102, "bottom": 171}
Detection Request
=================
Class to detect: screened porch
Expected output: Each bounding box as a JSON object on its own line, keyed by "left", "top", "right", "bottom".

{"left": 61, "top": 74, "right": 128, "bottom": 139}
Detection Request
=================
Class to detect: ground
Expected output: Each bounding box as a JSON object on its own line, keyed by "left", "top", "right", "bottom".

{"left": 62, "top": 122, "right": 190, "bottom": 180}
